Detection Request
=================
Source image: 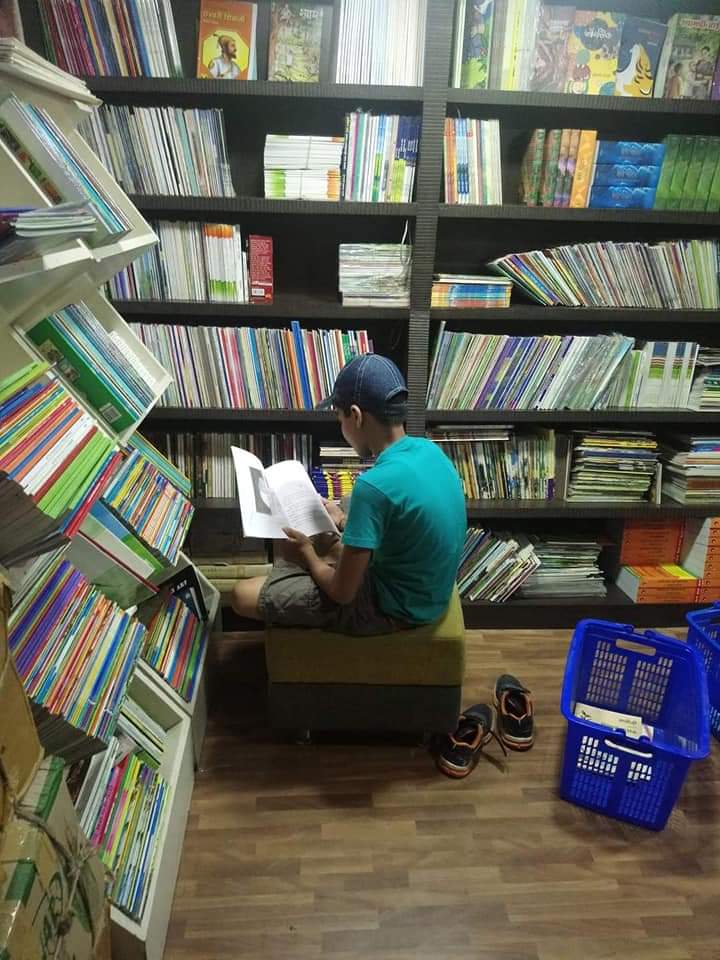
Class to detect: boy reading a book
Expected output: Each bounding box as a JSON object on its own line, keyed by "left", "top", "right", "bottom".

{"left": 231, "top": 355, "right": 466, "bottom": 635}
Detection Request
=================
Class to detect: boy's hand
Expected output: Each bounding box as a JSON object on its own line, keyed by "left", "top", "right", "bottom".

{"left": 322, "top": 498, "right": 345, "bottom": 529}
{"left": 282, "top": 528, "right": 317, "bottom": 568}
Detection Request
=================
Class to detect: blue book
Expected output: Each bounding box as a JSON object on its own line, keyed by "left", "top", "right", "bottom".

{"left": 592, "top": 163, "right": 662, "bottom": 187}
{"left": 595, "top": 141, "right": 666, "bottom": 165}
{"left": 589, "top": 185, "right": 657, "bottom": 208}
{"left": 290, "top": 320, "right": 313, "bottom": 408}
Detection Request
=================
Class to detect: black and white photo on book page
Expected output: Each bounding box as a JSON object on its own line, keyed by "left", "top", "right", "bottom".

{"left": 231, "top": 446, "right": 337, "bottom": 539}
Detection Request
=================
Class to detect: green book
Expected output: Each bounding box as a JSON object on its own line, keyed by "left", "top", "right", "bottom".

{"left": 694, "top": 137, "right": 720, "bottom": 210}
{"left": 654, "top": 134, "right": 680, "bottom": 209}
{"left": 539, "top": 129, "right": 563, "bottom": 207}
{"left": 682, "top": 137, "right": 708, "bottom": 209}
{"left": 519, "top": 129, "right": 546, "bottom": 205}
{"left": 0, "top": 360, "right": 48, "bottom": 403}
{"left": 708, "top": 153, "right": 720, "bottom": 212}
{"left": 666, "top": 136, "right": 695, "bottom": 210}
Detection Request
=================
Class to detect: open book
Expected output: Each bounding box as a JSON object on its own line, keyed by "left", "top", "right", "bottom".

{"left": 231, "top": 447, "right": 337, "bottom": 539}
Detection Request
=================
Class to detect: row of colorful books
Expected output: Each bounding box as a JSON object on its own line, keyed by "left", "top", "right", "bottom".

{"left": 140, "top": 592, "right": 206, "bottom": 702}
{"left": 489, "top": 238, "right": 719, "bottom": 309}
{"left": 131, "top": 321, "right": 373, "bottom": 409}
{"left": 453, "top": 5, "right": 720, "bottom": 101}
{"left": 8, "top": 552, "right": 145, "bottom": 762}
{"left": 76, "top": 694, "right": 168, "bottom": 920}
{"left": 0, "top": 202, "right": 96, "bottom": 266}
{"left": 108, "top": 221, "right": 272, "bottom": 303}
{"left": 458, "top": 527, "right": 540, "bottom": 602}
{"left": 431, "top": 274, "right": 512, "bottom": 309}
{"left": 691, "top": 347, "right": 720, "bottom": 412}
{"left": 310, "top": 445, "right": 365, "bottom": 499}
{"left": 336, "top": 0, "right": 426, "bottom": 85}
{"left": 656, "top": 135, "right": 720, "bottom": 212}
{"left": 338, "top": 243, "right": 411, "bottom": 307}
{"left": 443, "top": 118, "right": 502, "bottom": 205}
{"left": 80, "top": 105, "right": 235, "bottom": 199}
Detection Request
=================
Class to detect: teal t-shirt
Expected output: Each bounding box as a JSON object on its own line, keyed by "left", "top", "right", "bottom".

{"left": 342, "top": 436, "right": 466, "bottom": 624}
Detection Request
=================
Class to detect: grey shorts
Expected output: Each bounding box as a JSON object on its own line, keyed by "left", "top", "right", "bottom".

{"left": 258, "top": 558, "right": 402, "bottom": 636}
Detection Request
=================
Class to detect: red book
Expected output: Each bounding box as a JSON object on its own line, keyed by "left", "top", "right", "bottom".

{"left": 248, "top": 235, "right": 273, "bottom": 304}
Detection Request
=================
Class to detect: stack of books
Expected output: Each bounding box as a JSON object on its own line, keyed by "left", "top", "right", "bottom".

{"left": 616, "top": 564, "right": 698, "bottom": 604}
{"left": 681, "top": 517, "right": 720, "bottom": 601}
{"left": 264, "top": 135, "right": 344, "bottom": 201}
{"left": 430, "top": 427, "right": 555, "bottom": 500}
{"left": 109, "top": 221, "right": 252, "bottom": 302}
{"left": 599, "top": 340, "right": 699, "bottom": 410}
{"left": 335, "top": 0, "right": 427, "bottom": 85}
{"left": 431, "top": 274, "right": 512, "bottom": 308}
{"left": 342, "top": 112, "right": 421, "bottom": 202}
{"left": 129, "top": 431, "right": 192, "bottom": 499}
{"left": 427, "top": 327, "right": 633, "bottom": 411}
{"left": 76, "top": 696, "right": 168, "bottom": 920}
{"left": 690, "top": 347, "right": 720, "bottom": 410}
{"left": 0, "top": 37, "right": 99, "bottom": 102}
{"left": 0, "top": 362, "right": 120, "bottom": 567}
{"left": 102, "top": 449, "right": 195, "bottom": 567}
{"left": 0, "top": 202, "right": 96, "bottom": 265}
{"left": 457, "top": 527, "right": 540, "bottom": 603}
{"left": 80, "top": 105, "right": 235, "bottom": 198}
{"left": 145, "top": 431, "right": 313, "bottom": 499}
{"left": 310, "top": 445, "right": 365, "bottom": 499}
{"left": 443, "top": 118, "right": 502, "bottom": 204}
{"left": 661, "top": 435, "right": 720, "bottom": 503}
{"left": 37, "top": 0, "right": 182, "bottom": 77}
{"left": 566, "top": 431, "right": 659, "bottom": 502}
{"left": 140, "top": 593, "right": 206, "bottom": 702}
{"left": 8, "top": 553, "right": 146, "bottom": 762}
{"left": 518, "top": 535, "right": 606, "bottom": 598}
{"left": 25, "top": 300, "right": 159, "bottom": 432}
{"left": 489, "top": 239, "right": 720, "bottom": 309}
{"left": 0, "top": 95, "right": 131, "bottom": 243}
{"left": 655, "top": 135, "right": 720, "bottom": 212}
{"left": 338, "top": 243, "right": 411, "bottom": 307}
{"left": 620, "top": 519, "right": 684, "bottom": 565}
{"left": 132, "top": 321, "right": 373, "bottom": 409}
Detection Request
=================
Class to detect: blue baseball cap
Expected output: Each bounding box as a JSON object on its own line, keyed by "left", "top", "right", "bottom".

{"left": 317, "top": 354, "right": 408, "bottom": 418}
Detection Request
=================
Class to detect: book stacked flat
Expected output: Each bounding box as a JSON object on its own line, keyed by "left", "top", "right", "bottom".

{"left": 0, "top": 95, "right": 130, "bottom": 243}
{"left": 335, "top": 0, "right": 427, "bottom": 85}
{"left": 431, "top": 274, "right": 512, "bottom": 309}
{"left": 37, "top": 0, "right": 182, "bottom": 78}
{"left": 264, "top": 135, "right": 344, "bottom": 201}
{"left": 430, "top": 427, "right": 555, "bottom": 500}
{"left": 457, "top": 527, "right": 540, "bottom": 603}
{"left": 342, "top": 112, "right": 421, "bottom": 202}
{"left": 145, "top": 431, "right": 312, "bottom": 499}
{"left": 661, "top": 435, "right": 720, "bottom": 504}
{"left": 616, "top": 564, "right": 698, "bottom": 604}
{"left": 489, "top": 239, "right": 720, "bottom": 309}
{"left": 0, "top": 201, "right": 96, "bottom": 265}
{"left": 620, "top": 519, "right": 683, "bottom": 566}
{"left": 8, "top": 553, "right": 146, "bottom": 762}
{"left": 0, "top": 362, "right": 120, "bottom": 567}
{"left": 310, "top": 445, "right": 365, "bottom": 499}
{"left": 599, "top": 340, "right": 699, "bottom": 411}
{"left": 690, "top": 348, "right": 720, "bottom": 411}
{"left": 338, "top": 243, "right": 411, "bottom": 307}
{"left": 443, "top": 118, "right": 502, "bottom": 204}
{"left": 133, "top": 321, "right": 373, "bottom": 410}
{"left": 567, "top": 431, "right": 659, "bottom": 502}
{"left": 0, "top": 37, "right": 99, "bottom": 103}
{"left": 80, "top": 105, "right": 235, "bottom": 198}
{"left": 655, "top": 135, "right": 720, "bottom": 212}
{"left": 681, "top": 518, "right": 720, "bottom": 602}
{"left": 102, "top": 449, "right": 194, "bottom": 566}
{"left": 25, "top": 301, "right": 158, "bottom": 432}
{"left": 518, "top": 535, "right": 606, "bottom": 598}
{"left": 76, "top": 697, "right": 168, "bottom": 921}
{"left": 109, "top": 221, "right": 250, "bottom": 302}
{"left": 141, "top": 593, "right": 206, "bottom": 702}
{"left": 427, "top": 327, "right": 633, "bottom": 411}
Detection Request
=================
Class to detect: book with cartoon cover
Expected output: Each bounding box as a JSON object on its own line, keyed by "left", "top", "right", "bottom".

{"left": 614, "top": 16, "right": 666, "bottom": 97}
{"left": 655, "top": 14, "right": 720, "bottom": 100}
{"left": 565, "top": 10, "right": 625, "bottom": 96}
{"left": 530, "top": 4, "right": 575, "bottom": 93}
{"left": 454, "top": 0, "right": 495, "bottom": 90}
{"left": 268, "top": 1, "right": 332, "bottom": 83}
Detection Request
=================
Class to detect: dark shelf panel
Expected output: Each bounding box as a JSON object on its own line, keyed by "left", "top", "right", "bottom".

{"left": 446, "top": 88, "right": 720, "bottom": 117}
{"left": 145, "top": 407, "right": 336, "bottom": 424}
{"left": 427, "top": 409, "right": 720, "bottom": 425}
{"left": 193, "top": 498, "right": 238, "bottom": 510}
{"left": 430, "top": 306, "right": 720, "bottom": 324}
{"left": 130, "top": 195, "right": 416, "bottom": 217}
{"left": 437, "top": 204, "right": 720, "bottom": 225}
{"left": 86, "top": 78, "right": 424, "bottom": 102}
{"left": 465, "top": 499, "right": 720, "bottom": 521}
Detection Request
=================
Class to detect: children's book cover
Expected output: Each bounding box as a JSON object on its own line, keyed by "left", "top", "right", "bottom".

{"left": 196, "top": 0, "right": 257, "bottom": 80}
{"left": 268, "top": 2, "right": 331, "bottom": 83}
{"left": 660, "top": 15, "right": 720, "bottom": 100}
{"left": 614, "top": 17, "right": 666, "bottom": 97}
{"left": 459, "top": 0, "right": 495, "bottom": 89}
{"left": 530, "top": 4, "right": 574, "bottom": 93}
{"left": 565, "top": 10, "right": 625, "bottom": 96}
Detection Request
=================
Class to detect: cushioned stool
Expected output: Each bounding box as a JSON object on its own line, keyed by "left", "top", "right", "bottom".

{"left": 265, "top": 587, "right": 465, "bottom": 734}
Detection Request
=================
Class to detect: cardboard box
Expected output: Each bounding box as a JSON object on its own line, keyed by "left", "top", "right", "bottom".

{"left": 0, "top": 757, "right": 107, "bottom": 960}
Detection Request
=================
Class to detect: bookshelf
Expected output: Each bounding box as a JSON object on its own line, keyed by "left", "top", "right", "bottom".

{"left": 16, "top": 0, "right": 720, "bottom": 627}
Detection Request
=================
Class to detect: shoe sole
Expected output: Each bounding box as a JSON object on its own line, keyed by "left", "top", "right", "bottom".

{"left": 493, "top": 693, "right": 534, "bottom": 751}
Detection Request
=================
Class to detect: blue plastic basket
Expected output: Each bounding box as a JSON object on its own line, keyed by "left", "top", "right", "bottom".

{"left": 686, "top": 604, "right": 720, "bottom": 741}
{"left": 560, "top": 620, "right": 709, "bottom": 831}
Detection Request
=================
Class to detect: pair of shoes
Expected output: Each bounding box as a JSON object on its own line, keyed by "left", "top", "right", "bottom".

{"left": 435, "top": 675, "right": 534, "bottom": 779}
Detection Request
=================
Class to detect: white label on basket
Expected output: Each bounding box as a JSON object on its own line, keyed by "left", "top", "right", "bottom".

{"left": 574, "top": 703, "right": 654, "bottom": 741}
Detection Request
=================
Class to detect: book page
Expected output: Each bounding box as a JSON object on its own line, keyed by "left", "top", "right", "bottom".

{"left": 231, "top": 446, "right": 288, "bottom": 539}
{"left": 265, "top": 460, "right": 337, "bottom": 537}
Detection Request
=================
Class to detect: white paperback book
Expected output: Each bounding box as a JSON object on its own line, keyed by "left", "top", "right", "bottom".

{"left": 232, "top": 446, "right": 337, "bottom": 539}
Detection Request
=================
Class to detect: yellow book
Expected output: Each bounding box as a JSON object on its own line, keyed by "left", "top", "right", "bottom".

{"left": 569, "top": 130, "right": 598, "bottom": 208}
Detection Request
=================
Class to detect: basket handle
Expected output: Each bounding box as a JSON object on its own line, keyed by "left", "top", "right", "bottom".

{"left": 604, "top": 738, "right": 653, "bottom": 759}
{"left": 615, "top": 638, "right": 657, "bottom": 657}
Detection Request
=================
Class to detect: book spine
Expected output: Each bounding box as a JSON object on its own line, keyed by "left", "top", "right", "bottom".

{"left": 552, "top": 128, "right": 571, "bottom": 207}
{"left": 539, "top": 129, "right": 562, "bottom": 207}
{"left": 568, "top": 130, "right": 597, "bottom": 208}
{"left": 653, "top": 133, "right": 680, "bottom": 209}
{"left": 248, "top": 235, "right": 273, "bottom": 304}
{"left": 694, "top": 136, "right": 720, "bottom": 210}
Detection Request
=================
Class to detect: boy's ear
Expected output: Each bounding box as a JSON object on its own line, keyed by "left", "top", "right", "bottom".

{"left": 350, "top": 404, "right": 363, "bottom": 427}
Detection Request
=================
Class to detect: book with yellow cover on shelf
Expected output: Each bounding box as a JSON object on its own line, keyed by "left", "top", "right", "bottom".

{"left": 196, "top": 0, "right": 257, "bottom": 80}
{"left": 569, "top": 129, "right": 598, "bottom": 207}
{"left": 565, "top": 11, "right": 625, "bottom": 96}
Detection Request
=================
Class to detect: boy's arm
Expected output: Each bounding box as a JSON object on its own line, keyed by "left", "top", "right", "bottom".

{"left": 304, "top": 541, "right": 370, "bottom": 605}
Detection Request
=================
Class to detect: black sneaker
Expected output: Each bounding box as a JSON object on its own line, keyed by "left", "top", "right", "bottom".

{"left": 435, "top": 704, "right": 507, "bottom": 779}
{"left": 494, "top": 675, "right": 534, "bottom": 751}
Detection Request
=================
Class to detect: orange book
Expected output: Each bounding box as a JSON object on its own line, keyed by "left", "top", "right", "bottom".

{"left": 620, "top": 520, "right": 683, "bottom": 565}
{"left": 196, "top": 0, "right": 257, "bottom": 80}
{"left": 569, "top": 130, "right": 597, "bottom": 208}
{"left": 616, "top": 564, "right": 698, "bottom": 604}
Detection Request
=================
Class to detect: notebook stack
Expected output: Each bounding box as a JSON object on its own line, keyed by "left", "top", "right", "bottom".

{"left": 0, "top": 202, "right": 96, "bottom": 265}
{"left": 661, "top": 435, "right": 720, "bottom": 503}
{"left": 338, "top": 243, "right": 411, "bottom": 307}
{"left": 690, "top": 347, "right": 720, "bottom": 411}
{"left": 443, "top": 118, "right": 502, "bottom": 204}
{"left": 264, "top": 135, "right": 344, "bottom": 201}
{"left": 335, "top": 0, "right": 427, "bottom": 85}
{"left": 615, "top": 564, "right": 698, "bottom": 604}
{"left": 518, "top": 535, "right": 606, "bottom": 598}
{"left": 457, "top": 527, "right": 540, "bottom": 603}
{"left": 566, "top": 431, "right": 659, "bottom": 502}
{"left": 140, "top": 593, "right": 206, "bottom": 702}
{"left": 681, "top": 518, "right": 720, "bottom": 602}
{"left": 431, "top": 274, "right": 512, "bottom": 309}
{"left": 342, "top": 112, "right": 421, "bottom": 202}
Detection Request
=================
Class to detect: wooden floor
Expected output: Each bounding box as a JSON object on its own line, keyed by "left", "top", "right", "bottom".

{"left": 165, "top": 627, "right": 720, "bottom": 960}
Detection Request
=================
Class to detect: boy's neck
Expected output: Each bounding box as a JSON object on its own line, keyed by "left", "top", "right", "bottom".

{"left": 369, "top": 425, "right": 406, "bottom": 457}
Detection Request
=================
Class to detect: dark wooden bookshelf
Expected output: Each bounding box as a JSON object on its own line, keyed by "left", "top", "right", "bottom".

{"left": 430, "top": 307, "right": 720, "bottom": 325}
{"left": 445, "top": 89, "right": 720, "bottom": 117}
{"left": 465, "top": 500, "right": 720, "bottom": 520}
{"left": 437, "top": 204, "right": 720, "bottom": 225}
{"left": 129, "top": 195, "right": 417, "bottom": 218}
{"left": 426, "top": 409, "right": 720, "bottom": 425}
{"left": 145, "top": 407, "right": 336, "bottom": 424}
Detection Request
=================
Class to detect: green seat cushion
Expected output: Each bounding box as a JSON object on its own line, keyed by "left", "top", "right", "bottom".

{"left": 265, "top": 587, "right": 465, "bottom": 686}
